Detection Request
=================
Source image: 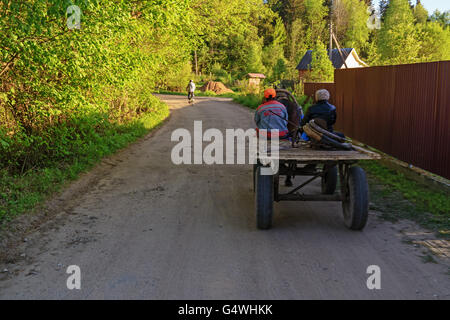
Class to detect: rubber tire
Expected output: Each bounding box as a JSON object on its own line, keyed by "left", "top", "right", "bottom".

{"left": 342, "top": 166, "right": 369, "bottom": 230}
{"left": 255, "top": 166, "right": 274, "bottom": 230}
{"left": 321, "top": 165, "right": 338, "bottom": 195}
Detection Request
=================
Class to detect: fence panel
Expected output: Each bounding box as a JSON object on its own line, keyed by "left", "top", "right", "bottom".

{"left": 303, "top": 82, "right": 335, "bottom": 105}
{"left": 434, "top": 61, "right": 450, "bottom": 179}
{"left": 333, "top": 61, "right": 450, "bottom": 179}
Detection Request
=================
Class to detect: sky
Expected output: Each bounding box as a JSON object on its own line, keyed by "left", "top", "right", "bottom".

{"left": 373, "top": 0, "right": 450, "bottom": 13}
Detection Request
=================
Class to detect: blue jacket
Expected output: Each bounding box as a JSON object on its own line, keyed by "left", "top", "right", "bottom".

{"left": 254, "top": 100, "right": 288, "bottom": 138}
{"left": 300, "top": 100, "right": 337, "bottom": 131}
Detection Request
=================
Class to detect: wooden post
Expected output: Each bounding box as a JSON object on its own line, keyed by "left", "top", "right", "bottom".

{"left": 332, "top": 33, "right": 348, "bottom": 69}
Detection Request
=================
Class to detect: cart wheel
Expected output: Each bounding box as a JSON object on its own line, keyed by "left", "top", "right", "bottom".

{"left": 342, "top": 166, "right": 369, "bottom": 230}
{"left": 321, "top": 165, "right": 338, "bottom": 194}
{"left": 255, "top": 166, "right": 274, "bottom": 230}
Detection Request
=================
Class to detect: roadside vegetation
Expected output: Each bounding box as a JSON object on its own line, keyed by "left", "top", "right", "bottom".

{"left": 361, "top": 161, "right": 450, "bottom": 237}
{"left": 0, "top": 1, "right": 182, "bottom": 224}
{"left": 0, "top": 103, "right": 168, "bottom": 224}
{"left": 233, "top": 93, "right": 313, "bottom": 113}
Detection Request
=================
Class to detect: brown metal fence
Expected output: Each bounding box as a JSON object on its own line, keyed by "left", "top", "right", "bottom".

{"left": 304, "top": 82, "right": 335, "bottom": 105}
{"left": 333, "top": 61, "right": 450, "bottom": 180}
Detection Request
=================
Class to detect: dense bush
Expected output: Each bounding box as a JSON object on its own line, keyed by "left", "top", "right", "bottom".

{"left": 232, "top": 94, "right": 263, "bottom": 109}
{"left": 0, "top": 1, "right": 191, "bottom": 173}
{"left": 233, "top": 93, "right": 312, "bottom": 112}
{"left": 0, "top": 0, "right": 189, "bottom": 221}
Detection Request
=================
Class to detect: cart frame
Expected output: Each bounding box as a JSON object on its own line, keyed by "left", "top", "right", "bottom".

{"left": 254, "top": 143, "right": 380, "bottom": 230}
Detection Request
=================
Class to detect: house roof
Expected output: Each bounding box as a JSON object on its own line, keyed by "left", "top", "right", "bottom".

{"left": 247, "top": 73, "right": 266, "bottom": 79}
{"left": 296, "top": 48, "right": 354, "bottom": 70}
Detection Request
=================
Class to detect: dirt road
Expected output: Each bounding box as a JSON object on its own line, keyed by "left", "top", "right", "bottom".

{"left": 0, "top": 95, "right": 449, "bottom": 299}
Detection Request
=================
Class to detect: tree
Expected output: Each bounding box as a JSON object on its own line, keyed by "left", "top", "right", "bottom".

{"left": 262, "top": 16, "right": 287, "bottom": 82}
{"left": 430, "top": 10, "right": 450, "bottom": 28}
{"left": 190, "top": 0, "right": 274, "bottom": 76}
{"left": 379, "top": 0, "right": 389, "bottom": 21}
{"left": 376, "top": 0, "right": 420, "bottom": 65}
{"left": 268, "top": 0, "right": 307, "bottom": 28}
{"left": 304, "top": 0, "right": 328, "bottom": 48}
{"left": 286, "top": 18, "right": 307, "bottom": 76}
{"left": 417, "top": 22, "right": 450, "bottom": 62}
{"left": 307, "top": 39, "right": 334, "bottom": 82}
{"left": 273, "top": 58, "right": 288, "bottom": 81}
{"left": 245, "top": 40, "right": 266, "bottom": 74}
{"left": 332, "top": 0, "right": 371, "bottom": 53}
{"left": 332, "top": 0, "right": 350, "bottom": 42}
{"left": 272, "top": 17, "right": 288, "bottom": 49}
{"left": 413, "top": 1, "right": 428, "bottom": 24}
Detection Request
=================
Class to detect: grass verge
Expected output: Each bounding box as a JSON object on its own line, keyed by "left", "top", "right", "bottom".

{"left": 232, "top": 93, "right": 313, "bottom": 112}
{"left": 361, "top": 160, "right": 450, "bottom": 238}
{"left": 0, "top": 99, "right": 169, "bottom": 226}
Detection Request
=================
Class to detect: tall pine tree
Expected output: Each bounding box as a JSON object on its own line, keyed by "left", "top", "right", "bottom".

{"left": 307, "top": 39, "right": 334, "bottom": 82}
{"left": 414, "top": 0, "right": 428, "bottom": 24}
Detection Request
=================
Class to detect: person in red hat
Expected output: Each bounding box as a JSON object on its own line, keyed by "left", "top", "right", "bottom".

{"left": 254, "top": 88, "right": 289, "bottom": 139}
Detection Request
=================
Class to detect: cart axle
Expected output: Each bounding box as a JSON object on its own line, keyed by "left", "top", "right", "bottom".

{"left": 277, "top": 193, "right": 343, "bottom": 201}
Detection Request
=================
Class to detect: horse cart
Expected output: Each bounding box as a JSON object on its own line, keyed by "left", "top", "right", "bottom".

{"left": 254, "top": 143, "right": 381, "bottom": 230}
{"left": 253, "top": 88, "right": 381, "bottom": 230}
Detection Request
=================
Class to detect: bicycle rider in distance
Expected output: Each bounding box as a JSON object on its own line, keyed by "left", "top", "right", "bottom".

{"left": 186, "top": 79, "right": 196, "bottom": 103}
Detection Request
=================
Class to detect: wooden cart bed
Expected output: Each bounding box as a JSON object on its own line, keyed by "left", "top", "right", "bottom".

{"left": 260, "top": 143, "right": 381, "bottom": 161}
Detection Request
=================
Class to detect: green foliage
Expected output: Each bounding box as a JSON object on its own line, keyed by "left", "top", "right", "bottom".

{"left": 0, "top": 0, "right": 190, "bottom": 170}
{"left": 244, "top": 40, "right": 266, "bottom": 75}
{"left": 306, "top": 39, "right": 335, "bottom": 82}
{"left": 414, "top": 2, "right": 429, "bottom": 24}
{"left": 430, "top": 10, "right": 450, "bottom": 28}
{"left": 190, "top": 0, "right": 274, "bottom": 77}
{"left": 417, "top": 22, "right": 450, "bottom": 62}
{"left": 0, "top": 96, "right": 169, "bottom": 223}
{"left": 376, "top": 0, "right": 420, "bottom": 65}
{"left": 166, "top": 62, "right": 195, "bottom": 92}
{"left": 272, "top": 17, "right": 287, "bottom": 49}
{"left": 232, "top": 94, "right": 262, "bottom": 109}
{"left": 209, "top": 63, "right": 233, "bottom": 86}
{"left": 0, "top": 0, "right": 185, "bottom": 221}
{"left": 341, "top": 0, "right": 371, "bottom": 53}
{"left": 304, "top": 0, "right": 328, "bottom": 49}
{"left": 332, "top": 0, "right": 370, "bottom": 53}
{"left": 262, "top": 16, "right": 288, "bottom": 82}
{"left": 370, "top": 1, "right": 450, "bottom": 66}
{"left": 233, "top": 92, "right": 312, "bottom": 112}
{"left": 286, "top": 19, "right": 307, "bottom": 77}
{"left": 271, "top": 0, "right": 448, "bottom": 71}
{"left": 272, "top": 58, "right": 288, "bottom": 82}
{"left": 297, "top": 95, "right": 314, "bottom": 113}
